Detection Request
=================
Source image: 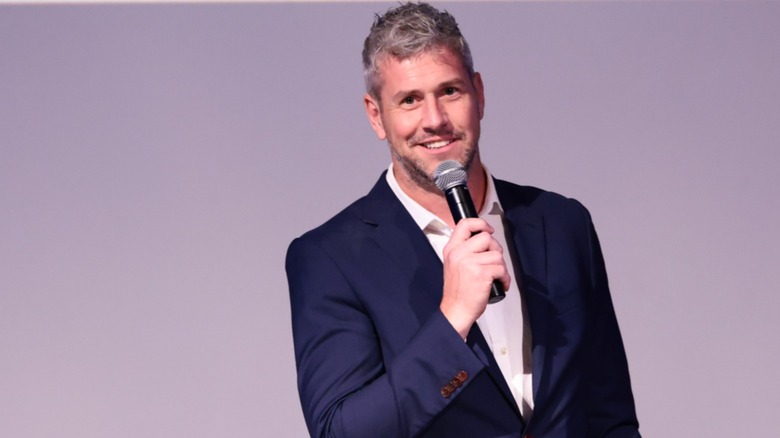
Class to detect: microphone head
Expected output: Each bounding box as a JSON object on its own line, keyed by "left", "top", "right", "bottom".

{"left": 433, "top": 160, "right": 468, "bottom": 192}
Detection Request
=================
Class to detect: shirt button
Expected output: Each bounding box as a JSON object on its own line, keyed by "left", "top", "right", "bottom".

{"left": 500, "top": 347, "right": 508, "bottom": 355}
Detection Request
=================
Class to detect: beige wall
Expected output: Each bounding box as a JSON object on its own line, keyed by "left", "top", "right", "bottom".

{"left": 2, "top": 2, "right": 779, "bottom": 436}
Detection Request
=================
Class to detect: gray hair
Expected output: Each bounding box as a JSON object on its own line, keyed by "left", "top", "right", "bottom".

{"left": 362, "top": 2, "right": 475, "bottom": 100}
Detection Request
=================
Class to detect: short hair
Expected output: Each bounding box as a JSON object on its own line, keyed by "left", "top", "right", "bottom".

{"left": 362, "top": 2, "right": 475, "bottom": 99}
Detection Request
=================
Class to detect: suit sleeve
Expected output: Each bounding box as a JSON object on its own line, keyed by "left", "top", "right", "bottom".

{"left": 582, "top": 208, "right": 641, "bottom": 438}
{"left": 286, "top": 236, "right": 487, "bottom": 438}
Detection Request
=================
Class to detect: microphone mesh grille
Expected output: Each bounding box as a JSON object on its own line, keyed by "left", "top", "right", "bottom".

{"left": 433, "top": 160, "right": 468, "bottom": 192}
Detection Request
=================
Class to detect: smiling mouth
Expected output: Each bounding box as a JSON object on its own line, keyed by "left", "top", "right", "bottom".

{"left": 420, "top": 139, "right": 454, "bottom": 149}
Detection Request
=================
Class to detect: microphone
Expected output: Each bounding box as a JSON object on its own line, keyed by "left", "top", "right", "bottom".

{"left": 432, "top": 160, "right": 506, "bottom": 304}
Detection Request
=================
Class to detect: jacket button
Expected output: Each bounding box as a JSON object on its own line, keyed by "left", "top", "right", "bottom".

{"left": 456, "top": 370, "right": 468, "bottom": 382}
{"left": 440, "top": 387, "right": 452, "bottom": 398}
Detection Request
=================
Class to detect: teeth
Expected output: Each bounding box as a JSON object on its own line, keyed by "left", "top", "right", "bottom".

{"left": 423, "top": 140, "right": 451, "bottom": 149}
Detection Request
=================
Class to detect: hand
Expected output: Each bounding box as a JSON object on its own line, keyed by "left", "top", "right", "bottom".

{"left": 439, "top": 218, "right": 511, "bottom": 339}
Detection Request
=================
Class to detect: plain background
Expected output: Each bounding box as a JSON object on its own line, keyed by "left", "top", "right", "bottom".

{"left": 2, "top": 1, "right": 778, "bottom": 436}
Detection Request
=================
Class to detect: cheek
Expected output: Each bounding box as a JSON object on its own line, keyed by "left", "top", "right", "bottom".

{"left": 389, "top": 115, "right": 418, "bottom": 139}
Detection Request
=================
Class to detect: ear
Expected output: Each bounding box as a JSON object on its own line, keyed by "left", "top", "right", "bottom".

{"left": 364, "top": 93, "right": 387, "bottom": 140}
{"left": 473, "top": 72, "right": 485, "bottom": 120}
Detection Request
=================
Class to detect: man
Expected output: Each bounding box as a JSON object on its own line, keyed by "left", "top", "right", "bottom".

{"left": 286, "top": 3, "right": 640, "bottom": 437}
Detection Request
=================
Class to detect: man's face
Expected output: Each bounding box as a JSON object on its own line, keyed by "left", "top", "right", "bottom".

{"left": 364, "top": 48, "right": 485, "bottom": 194}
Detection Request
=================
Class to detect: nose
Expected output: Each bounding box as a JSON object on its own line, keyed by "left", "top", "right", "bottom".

{"left": 421, "top": 97, "right": 448, "bottom": 132}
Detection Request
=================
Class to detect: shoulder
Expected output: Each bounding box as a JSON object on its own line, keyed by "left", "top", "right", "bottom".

{"left": 288, "top": 195, "right": 369, "bottom": 256}
{"left": 494, "top": 177, "right": 590, "bottom": 220}
{"left": 287, "top": 173, "right": 398, "bottom": 256}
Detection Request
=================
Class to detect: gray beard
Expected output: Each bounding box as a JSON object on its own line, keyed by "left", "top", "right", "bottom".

{"left": 391, "top": 144, "right": 477, "bottom": 195}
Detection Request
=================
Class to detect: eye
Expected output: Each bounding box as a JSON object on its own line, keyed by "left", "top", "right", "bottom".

{"left": 401, "top": 95, "right": 417, "bottom": 105}
{"left": 443, "top": 87, "right": 457, "bottom": 96}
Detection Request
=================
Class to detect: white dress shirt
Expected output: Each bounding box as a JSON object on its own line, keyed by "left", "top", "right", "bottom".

{"left": 386, "top": 163, "right": 534, "bottom": 420}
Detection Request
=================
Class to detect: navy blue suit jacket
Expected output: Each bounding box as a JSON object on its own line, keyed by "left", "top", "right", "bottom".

{"left": 286, "top": 173, "right": 640, "bottom": 437}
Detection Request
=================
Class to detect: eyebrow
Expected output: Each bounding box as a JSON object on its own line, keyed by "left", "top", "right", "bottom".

{"left": 389, "top": 78, "right": 469, "bottom": 103}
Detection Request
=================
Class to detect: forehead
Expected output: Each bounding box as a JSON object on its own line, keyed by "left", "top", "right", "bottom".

{"left": 375, "top": 49, "right": 470, "bottom": 96}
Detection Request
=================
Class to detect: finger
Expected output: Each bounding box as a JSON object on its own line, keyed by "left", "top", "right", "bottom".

{"left": 498, "top": 269, "right": 512, "bottom": 292}
{"left": 450, "top": 218, "right": 493, "bottom": 243}
{"left": 445, "top": 233, "right": 494, "bottom": 264}
{"left": 468, "top": 250, "right": 511, "bottom": 292}
{"left": 466, "top": 248, "right": 507, "bottom": 267}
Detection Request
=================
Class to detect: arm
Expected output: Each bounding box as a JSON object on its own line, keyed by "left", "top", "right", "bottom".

{"left": 583, "top": 214, "right": 641, "bottom": 438}
{"left": 286, "top": 237, "right": 487, "bottom": 438}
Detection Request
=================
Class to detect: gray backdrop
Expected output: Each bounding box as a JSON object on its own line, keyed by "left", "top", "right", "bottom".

{"left": 2, "top": 1, "right": 778, "bottom": 436}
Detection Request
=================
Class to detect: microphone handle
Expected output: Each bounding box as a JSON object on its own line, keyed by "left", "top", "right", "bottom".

{"left": 444, "top": 185, "right": 506, "bottom": 304}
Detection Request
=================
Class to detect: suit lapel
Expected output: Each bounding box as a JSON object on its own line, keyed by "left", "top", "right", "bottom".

{"left": 359, "top": 175, "right": 444, "bottom": 323}
{"left": 496, "top": 180, "right": 553, "bottom": 416}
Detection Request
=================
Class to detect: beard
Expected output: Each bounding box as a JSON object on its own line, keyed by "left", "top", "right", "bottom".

{"left": 390, "top": 135, "right": 477, "bottom": 195}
